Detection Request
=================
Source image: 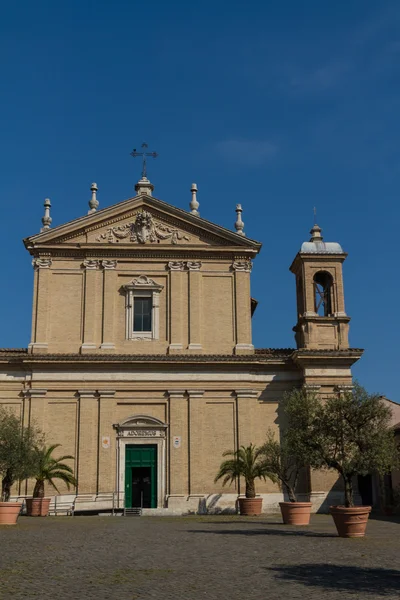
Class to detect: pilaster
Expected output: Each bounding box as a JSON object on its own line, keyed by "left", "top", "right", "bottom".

{"left": 235, "top": 389, "right": 257, "bottom": 448}
{"left": 168, "top": 389, "right": 188, "bottom": 496}
{"left": 81, "top": 260, "right": 100, "bottom": 353}
{"left": 232, "top": 261, "right": 254, "bottom": 355}
{"left": 77, "top": 390, "right": 98, "bottom": 493}
{"left": 168, "top": 262, "right": 185, "bottom": 354}
{"left": 25, "top": 388, "right": 47, "bottom": 432}
{"left": 101, "top": 260, "right": 117, "bottom": 351}
{"left": 97, "top": 390, "right": 116, "bottom": 493}
{"left": 29, "top": 258, "right": 52, "bottom": 353}
{"left": 187, "top": 389, "right": 205, "bottom": 495}
{"left": 187, "top": 261, "right": 202, "bottom": 351}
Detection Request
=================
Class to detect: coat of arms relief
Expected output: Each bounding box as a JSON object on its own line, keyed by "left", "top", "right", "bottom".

{"left": 95, "top": 210, "right": 191, "bottom": 245}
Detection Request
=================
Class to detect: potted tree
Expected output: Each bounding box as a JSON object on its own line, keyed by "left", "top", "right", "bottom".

{"left": 261, "top": 429, "right": 312, "bottom": 525}
{"left": 0, "top": 407, "right": 42, "bottom": 525}
{"left": 215, "top": 443, "right": 270, "bottom": 515}
{"left": 285, "top": 383, "right": 400, "bottom": 537}
{"left": 26, "top": 444, "right": 77, "bottom": 517}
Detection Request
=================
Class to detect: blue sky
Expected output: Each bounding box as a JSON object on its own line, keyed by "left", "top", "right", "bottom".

{"left": 1, "top": 1, "right": 399, "bottom": 400}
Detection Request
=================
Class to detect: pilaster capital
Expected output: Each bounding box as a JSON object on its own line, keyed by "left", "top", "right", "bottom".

{"left": 98, "top": 389, "right": 116, "bottom": 399}
{"left": 83, "top": 259, "right": 99, "bottom": 270}
{"left": 168, "top": 261, "right": 185, "bottom": 271}
{"left": 187, "top": 389, "right": 205, "bottom": 399}
{"left": 77, "top": 389, "right": 97, "bottom": 398}
{"left": 168, "top": 389, "right": 186, "bottom": 399}
{"left": 232, "top": 260, "right": 252, "bottom": 272}
{"left": 302, "top": 384, "right": 321, "bottom": 394}
{"left": 102, "top": 260, "right": 117, "bottom": 270}
{"left": 187, "top": 261, "right": 202, "bottom": 271}
{"left": 334, "top": 384, "right": 354, "bottom": 395}
{"left": 22, "top": 388, "right": 47, "bottom": 398}
{"left": 32, "top": 257, "right": 52, "bottom": 270}
{"left": 235, "top": 389, "right": 258, "bottom": 399}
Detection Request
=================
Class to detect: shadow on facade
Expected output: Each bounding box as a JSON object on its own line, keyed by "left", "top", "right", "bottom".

{"left": 196, "top": 494, "right": 237, "bottom": 515}
{"left": 267, "top": 564, "right": 400, "bottom": 595}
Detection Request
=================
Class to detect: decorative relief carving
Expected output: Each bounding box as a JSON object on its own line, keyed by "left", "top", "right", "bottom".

{"left": 122, "top": 275, "right": 164, "bottom": 292}
{"left": 130, "top": 275, "right": 158, "bottom": 287}
{"left": 168, "top": 261, "right": 185, "bottom": 271}
{"left": 232, "top": 260, "right": 252, "bottom": 272}
{"left": 187, "top": 261, "right": 202, "bottom": 271}
{"left": 83, "top": 259, "right": 99, "bottom": 270}
{"left": 95, "top": 210, "right": 190, "bottom": 245}
{"left": 32, "top": 258, "right": 52, "bottom": 269}
{"left": 102, "top": 260, "right": 117, "bottom": 270}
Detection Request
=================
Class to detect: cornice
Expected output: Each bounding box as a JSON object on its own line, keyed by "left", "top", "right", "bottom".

{"left": 24, "top": 195, "right": 262, "bottom": 251}
{"left": 27, "top": 247, "right": 259, "bottom": 261}
{"left": 292, "top": 347, "right": 363, "bottom": 368}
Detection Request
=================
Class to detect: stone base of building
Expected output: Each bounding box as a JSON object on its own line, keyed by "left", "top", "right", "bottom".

{"left": 15, "top": 491, "right": 351, "bottom": 516}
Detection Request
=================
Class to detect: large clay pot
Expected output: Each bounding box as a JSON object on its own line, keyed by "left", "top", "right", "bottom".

{"left": 279, "top": 502, "right": 312, "bottom": 525}
{"left": 330, "top": 505, "right": 372, "bottom": 538}
{"left": 238, "top": 497, "right": 263, "bottom": 516}
{"left": 26, "top": 498, "right": 51, "bottom": 517}
{"left": 0, "top": 502, "right": 22, "bottom": 525}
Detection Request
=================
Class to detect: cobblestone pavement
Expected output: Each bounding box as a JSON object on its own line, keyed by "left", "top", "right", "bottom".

{"left": 0, "top": 514, "right": 399, "bottom": 599}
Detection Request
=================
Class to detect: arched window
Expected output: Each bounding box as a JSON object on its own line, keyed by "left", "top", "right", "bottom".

{"left": 314, "top": 271, "right": 333, "bottom": 316}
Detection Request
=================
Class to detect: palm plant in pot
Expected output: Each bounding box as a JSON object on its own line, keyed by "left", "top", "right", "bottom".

{"left": 261, "top": 429, "right": 312, "bottom": 525}
{"left": 26, "top": 444, "right": 77, "bottom": 517}
{"left": 215, "top": 443, "right": 270, "bottom": 515}
{"left": 285, "top": 383, "right": 400, "bottom": 537}
{"left": 0, "top": 407, "right": 42, "bottom": 525}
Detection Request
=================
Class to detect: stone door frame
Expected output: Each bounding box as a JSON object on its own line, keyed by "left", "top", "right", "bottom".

{"left": 114, "top": 415, "right": 168, "bottom": 509}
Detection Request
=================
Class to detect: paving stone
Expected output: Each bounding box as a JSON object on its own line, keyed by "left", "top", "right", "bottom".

{"left": 0, "top": 514, "right": 399, "bottom": 599}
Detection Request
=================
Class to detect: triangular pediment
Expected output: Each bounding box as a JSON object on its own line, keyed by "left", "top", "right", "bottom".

{"left": 24, "top": 194, "right": 261, "bottom": 252}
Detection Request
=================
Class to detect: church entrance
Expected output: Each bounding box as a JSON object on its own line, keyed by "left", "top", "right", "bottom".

{"left": 125, "top": 445, "right": 157, "bottom": 508}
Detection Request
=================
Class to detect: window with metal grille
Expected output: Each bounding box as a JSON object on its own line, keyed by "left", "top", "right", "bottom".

{"left": 314, "top": 271, "right": 333, "bottom": 316}
{"left": 133, "top": 297, "right": 152, "bottom": 332}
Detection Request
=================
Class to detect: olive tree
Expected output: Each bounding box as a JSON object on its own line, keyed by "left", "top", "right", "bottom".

{"left": 284, "top": 383, "right": 399, "bottom": 507}
{"left": 261, "top": 430, "right": 305, "bottom": 503}
{"left": 0, "top": 408, "right": 43, "bottom": 501}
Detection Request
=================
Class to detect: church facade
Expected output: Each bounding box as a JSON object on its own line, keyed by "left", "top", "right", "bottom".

{"left": 0, "top": 175, "right": 362, "bottom": 513}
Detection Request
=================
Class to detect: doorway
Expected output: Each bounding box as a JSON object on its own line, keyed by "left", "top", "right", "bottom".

{"left": 131, "top": 467, "right": 152, "bottom": 508}
{"left": 125, "top": 445, "right": 157, "bottom": 508}
{"left": 358, "top": 474, "right": 374, "bottom": 506}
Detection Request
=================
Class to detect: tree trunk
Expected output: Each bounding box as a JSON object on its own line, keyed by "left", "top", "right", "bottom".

{"left": 284, "top": 483, "right": 297, "bottom": 503}
{"left": 33, "top": 480, "right": 44, "bottom": 498}
{"left": 245, "top": 479, "right": 256, "bottom": 498}
{"left": 343, "top": 475, "right": 354, "bottom": 508}
{"left": 1, "top": 470, "right": 13, "bottom": 502}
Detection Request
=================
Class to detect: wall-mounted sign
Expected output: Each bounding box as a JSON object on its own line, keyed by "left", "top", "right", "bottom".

{"left": 118, "top": 429, "right": 165, "bottom": 438}
{"left": 173, "top": 436, "right": 181, "bottom": 449}
{"left": 102, "top": 436, "right": 111, "bottom": 449}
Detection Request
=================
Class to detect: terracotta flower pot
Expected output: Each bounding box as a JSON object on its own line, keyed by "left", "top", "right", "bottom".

{"left": 0, "top": 502, "right": 22, "bottom": 525}
{"left": 238, "top": 497, "right": 263, "bottom": 516}
{"left": 279, "top": 502, "right": 312, "bottom": 525}
{"left": 26, "top": 498, "right": 51, "bottom": 517}
{"left": 330, "top": 505, "right": 372, "bottom": 538}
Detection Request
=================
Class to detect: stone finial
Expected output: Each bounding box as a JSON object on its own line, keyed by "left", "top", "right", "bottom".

{"left": 309, "top": 223, "right": 323, "bottom": 242}
{"left": 135, "top": 177, "right": 154, "bottom": 196}
{"left": 235, "top": 204, "right": 245, "bottom": 236}
{"left": 88, "top": 182, "right": 99, "bottom": 214}
{"left": 190, "top": 183, "right": 200, "bottom": 216}
{"left": 41, "top": 198, "right": 52, "bottom": 232}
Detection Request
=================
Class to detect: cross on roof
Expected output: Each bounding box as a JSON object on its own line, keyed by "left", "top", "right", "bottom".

{"left": 130, "top": 143, "right": 158, "bottom": 179}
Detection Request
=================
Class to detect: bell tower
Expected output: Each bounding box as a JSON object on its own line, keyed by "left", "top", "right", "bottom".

{"left": 290, "top": 224, "right": 350, "bottom": 350}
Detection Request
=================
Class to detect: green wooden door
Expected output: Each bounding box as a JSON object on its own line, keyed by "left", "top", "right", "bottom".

{"left": 125, "top": 445, "right": 157, "bottom": 508}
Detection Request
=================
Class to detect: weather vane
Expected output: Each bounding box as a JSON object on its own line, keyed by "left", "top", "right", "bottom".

{"left": 130, "top": 142, "right": 158, "bottom": 178}
{"left": 313, "top": 206, "right": 317, "bottom": 225}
